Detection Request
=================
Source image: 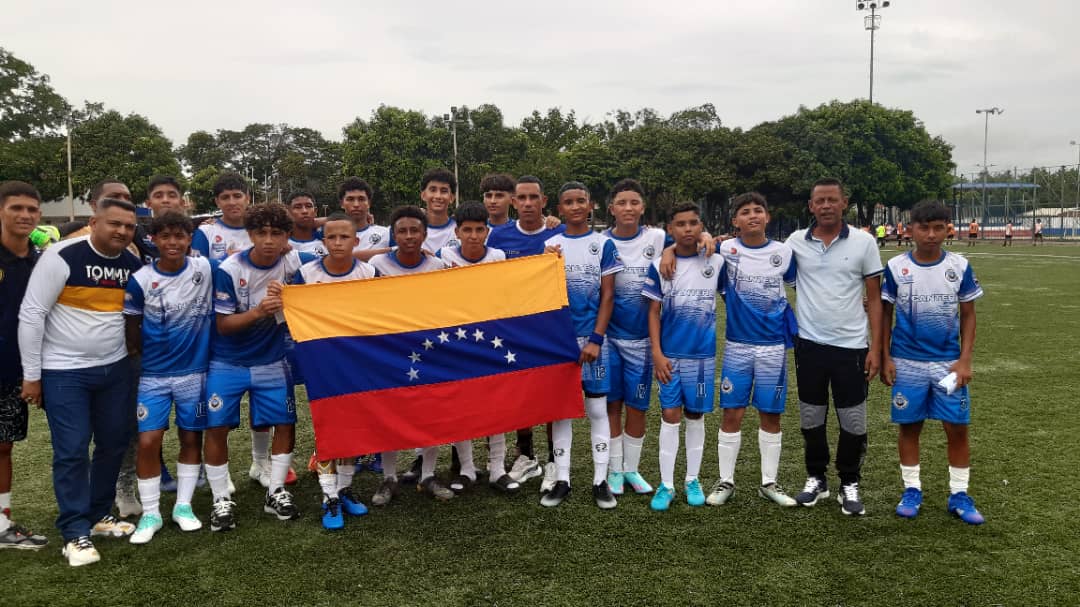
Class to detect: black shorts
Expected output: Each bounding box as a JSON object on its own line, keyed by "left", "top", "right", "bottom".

{"left": 969, "top": 233, "right": 978, "bottom": 239}
{"left": 0, "top": 382, "right": 29, "bottom": 443}
{"left": 793, "top": 337, "right": 868, "bottom": 409}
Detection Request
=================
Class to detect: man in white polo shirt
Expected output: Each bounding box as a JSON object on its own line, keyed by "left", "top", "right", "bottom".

{"left": 786, "top": 178, "right": 883, "bottom": 517}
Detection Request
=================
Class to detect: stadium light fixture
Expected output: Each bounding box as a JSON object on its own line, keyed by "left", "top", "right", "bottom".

{"left": 975, "top": 108, "right": 1004, "bottom": 217}
{"left": 856, "top": 1, "right": 891, "bottom": 104}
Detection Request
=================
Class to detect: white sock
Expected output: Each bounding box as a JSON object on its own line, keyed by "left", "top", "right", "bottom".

{"left": 454, "top": 440, "right": 477, "bottom": 481}
{"left": 420, "top": 446, "right": 440, "bottom": 481}
{"left": 717, "top": 430, "right": 742, "bottom": 484}
{"left": 949, "top": 466, "right": 969, "bottom": 494}
{"left": 175, "top": 463, "right": 201, "bottom": 506}
{"left": 623, "top": 433, "right": 644, "bottom": 473}
{"left": 659, "top": 420, "right": 680, "bottom": 490}
{"left": 487, "top": 434, "right": 506, "bottom": 478}
{"left": 585, "top": 397, "right": 610, "bottom": 485}
{"left": 269, "top": 452, "right": 292, "bottom": 493}
{"left": 552, "top": 419, "right": 572, "bottom": 483}
{"left": 759, "top": 429, "right": 782, "bottom": 486}
{"left": 251, "top": 429, "right": 271, "bottom": 463}
{"left": 382, "top": 451, "right": 398, "bottom": 481}
{"left": 319, "top": 472, "right": 338, "bottom": 499}
{"left": 336, "top": 460, "right": 355, "bottom": 493}
{"left": 900, "top": 464, "right": 921, "bottom": 490}
{"left": 684, "top": 417, "right": 705, "bottom": 483}
{"left": 609, "top": 433, "right": 624, "bottom": 474}
{"left": 206, "top": 463, "right": 231, "bottom": 502}
{"left": 0, "top": 492, "right": 9, "bottom": 532}
{"left": 137, "top": 476, "right": 161, "bottom": 517}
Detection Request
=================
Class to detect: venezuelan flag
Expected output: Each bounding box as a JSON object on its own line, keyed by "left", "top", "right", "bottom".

{"left": 282, "top": 254, "right": 585, "bottom": 459}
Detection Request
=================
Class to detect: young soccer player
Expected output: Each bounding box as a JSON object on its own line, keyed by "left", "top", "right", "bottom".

{"left": 292, "top": 213, "right": 377, "bottom": 529}
{"left": 367, "top": 206, "right": 452, "bottom": 505}
{"left": 602, "top": 179, "right": 665, "bottom": 497}
{"left": 1033, "top": 219, "right": 1043, "bottom": 245}
{"left": 287, "top": 191, "right": 327, "bottom": 257}
{"left": 419, "top": 168, "right": 459, "bottom": 254}
{"left": 123, "top": 212, "right": 214, "bottom": 544}
{"left": 708, "top": 193, "right": 798, "bottom": 508}
{"left": 541, "top": 182, "right": 623, "bottom": 509}
{"left": 643, "top": 202, "right": 721, "bottom": 511}
{"left": 1003, "top": 220, "right": 1013, "bottom": 247}
{"left": 946, "top": 221, "right": 955, "bottom": 246}
{"left": 967, "top": 219, "right": 979, "bottom": 247}
{"left": 192, "top": 172, "right": 252, "bottom": 260}
{"left": 202, "top": 203, "right": 315, "bottom": 531}
{"left": 481, "top": 173, "right": 516, "bottom": 229}
{"left": 337, "top": 178, "right": 391, "bottom": 259}
{"left": 881, "top": 200, "right": 985, "bottom": 525}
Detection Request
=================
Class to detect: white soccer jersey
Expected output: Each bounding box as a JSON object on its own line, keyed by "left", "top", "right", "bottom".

{"left": 368, "top": 251, "right": 449, "bottom": 276}
{"left": 295, "top": 258, "right": 378, "bottom": 284}
{"left": 436, "top": 245, "right": 506, "bottom": 267}
{"left": 192, "top": 220, "right": 251, "bottom": 261}
{"left": 544, "top": 231, "right": 624, "bottom": 337}
{"left": 605, "top": 226, "right": 667, "bottom": 340}
{"left": 289, "top": 237, "right": 328, "bottom": 257}
{"left": 353, "top": 224, "right": 391, "bottom": 252}
{"left": 423, "top": 219, "right": 459, "bottom": 254}
{"left": 881, "top": 250, "right": 983, "bottom": 362}
{"left": 718, "top": 238, "right": 797, "bottom": 346}
{"left": 642, "top": 253, "right": 723, "bottom": 359}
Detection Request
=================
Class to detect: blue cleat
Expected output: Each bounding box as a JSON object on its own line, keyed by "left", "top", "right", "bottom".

{"left": 623, "top": 471, "right": 653, "bottom": 495}
{"left": 650, "top": 484, "right": 676, "bottom": 511}
{"left": 685, "top": 479, "right": 706, "bottom": 507}
{"left": 368, "top": 453, "right": 383, "bottom": 475}
{"left": 338, "top": 488, "right": 369, "bottom": 517}
{"left": 947, "top": 492, "right": 985, "bottom": 525}
{"left": 607, "top": 471, "right": 625, "bottom": 496}
{"left": 895, "top": 487, "right": 923, "bottom": 519}
{"left": 321, "top": 498, "right": 345, "bottom": 530}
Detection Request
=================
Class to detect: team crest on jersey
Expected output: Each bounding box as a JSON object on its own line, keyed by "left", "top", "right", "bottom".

{"left": 945, "top": 268, "right": 958, "bottom": 282}
{"left": 447, "top": 238, "right": 460, "bottom": 248}
{"left": 208, "top": 394, "right": 223, "bottom": 411}
{"left": 721, "top": 377, "right": 733, "bottom": 394}
{"left": 643, "top": 244, "right": 656, "bottom": 259}
{"left": 238, "top": 278, "right": 247, "bottom": 287}
{"left": 588, "top": 242, "right": 600, "bottom": 255}
{"left": 151, "top": 281, "right": 159, "bottom": 289}
{"left": 214, "top": 235, "right": 223, "bottom": 243}
{"left": 192, "top": 271, "right": 204, "bottom": 285}
{"left": 893, "top": 392, "right": 908, "bottom": 410}
{"left": 370, "top": 233, "right": 382, "bottom": 244}
{"left": 770, "top": 254, "right": 782, "bottom": 267}
{"left": 901, "top": 267, "right": 909, "bottom": 276}
{"left": 702, "top": 265, "right": 715, "bottom": 278}
{"left": 136, "top": 404, "right": 148, "bottom": 421}
{"left": 730, "top": 247, "right": 738, "bottom": 255}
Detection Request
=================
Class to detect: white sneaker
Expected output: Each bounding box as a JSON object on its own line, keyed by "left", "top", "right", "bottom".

{"left": 63, "top": 536, "right": 100, "bottom": 567}
{"left": 706, "top": 480, "right": 735, "bottom": 506}
{"left": 508, "top": 455, "right": 542, "bottom": 483}
{"left": 249, "top": 460, "right": 270, "bottom": 489}
{"left": 115, "top": 493, "right": 142, "bottom": 518}
{"left": 171, "top": 504, "right": 203, "bottom": 532}
{"left": 129, "top": 514, "right": 163, "bottom": 545}
{"left": 539, "top": 462, "right": 558, "bottom": 494}
{"left": 90, "top": 515, "right": 135, "bottom": 538}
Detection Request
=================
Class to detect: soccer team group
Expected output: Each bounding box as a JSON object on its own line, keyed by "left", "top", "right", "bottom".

{"left": 0, "top": 167, "right": 986, "bottom": 567}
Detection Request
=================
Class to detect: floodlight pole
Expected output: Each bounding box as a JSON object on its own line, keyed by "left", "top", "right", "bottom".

{"left": 1071, "top": 140, "right": 1080, "bottom": 238}
{"left": 449, "top": 107, "right": 460, "bottom": 202}
{"left": 976, "top": 107, "right": 1003, "bottom": 222}
{"left": 857, "top": 1, "right": 888, "bottom": 104}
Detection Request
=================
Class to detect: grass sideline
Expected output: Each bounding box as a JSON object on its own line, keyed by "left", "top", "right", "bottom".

{"left": 6, "top": 243, "right": 1080, "bottom": 606}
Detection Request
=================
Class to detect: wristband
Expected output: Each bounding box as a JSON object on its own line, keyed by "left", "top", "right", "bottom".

{"left": 588, "top": 332, "right": 605, "bottom": 346}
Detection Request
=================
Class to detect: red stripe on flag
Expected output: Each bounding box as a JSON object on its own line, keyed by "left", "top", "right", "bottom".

{"left": 309, "top": 362, "right": 585, "bottom": 459}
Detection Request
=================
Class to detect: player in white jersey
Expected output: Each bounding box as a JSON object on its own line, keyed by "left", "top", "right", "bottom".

{"left": 287, "top": 191, "right": 327, "bottom": 257}
{"left": 602, "top": 179, "right": 666, "bottom": 498}
{"left": 419, "top": 168, "right": 459, "bottom": 254}
{"left": 709, "top": 193, "right": 799, "bottom": 508}
{"left": 642, "top": 203, "right": 721, "bottom": 512}
{"left": 123, "top": 213, "right": 214, "bottom": 544}
{"left": 881, "top": 201, "right": 985, "bottom": 525}
{"left": 192, "top": 173, "right": 252, "bottom": 261}
{"left": 335, "top": 178, "right": 392, "bottom": 262}
{"left": 542, "top": 182, "right": 624, "bottom": 510}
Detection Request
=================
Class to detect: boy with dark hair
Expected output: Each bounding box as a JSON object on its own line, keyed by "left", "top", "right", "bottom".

{"left": 124, "top": 212, "right": 213, "bottom": 543}
{"left": 192, "top": 172, "right": 252, "bottom": 261}
{"left": 480, "top": 173, "right": 516, "bottom": 228}
{"left": 145, "top": 176, "right": 186, "bottom": 217}
{"left": 643, "top": 202, "right": 721, "bottom": 511}
{"left": 0, "top": 181, "right": 48, "bottom": 550}
{"left": 338, "top": 178, "right": 391, "bottom": 257}
{"left": 287, "top": 191, "right": 327, "bottom": 257}
{"left": 881, "top": 200, "right": 984, "bottom": 524}
{"left": 419, "top": 168, "right": 458, "bottom": 254}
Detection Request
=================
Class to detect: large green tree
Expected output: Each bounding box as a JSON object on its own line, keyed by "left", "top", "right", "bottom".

{"left": 0, "top": 47, "right": 70, "bottom": 140}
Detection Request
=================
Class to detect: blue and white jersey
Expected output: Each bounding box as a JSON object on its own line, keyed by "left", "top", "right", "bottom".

{"left": 294, "top": 257, "right": 378, "bottom": 284}
{"left": 368, "top": 250, "right": 449, "bottom": 276}
{"left": 354, "top": 224, "right": 391, "bottom": 253}
{"left": 545, "top": 231, "right": 624, "bottom": 337}
{"left": 881, "top": 251, "right": 983, "bottom": 362}
{"left": 192, "top": 220, "right": 251, "bottom": 261}
{"left": 124, "top": 257, "right": 214, "bottom": 378}
{"left": 212, "top": 249, "right": 313, "bottom": 366}
{"left": 605, "top": 226, "right": 667, "bottom": 340}
{"left": 642, "top": 253, "right": 723, "bottom": 359}
{"left": 436, "top": 245, "right": 506, "bottom": 267}
{"left": 718, "top": 238, "right": 797, "bottom": 346}
{"left": 488, "top": 220, "right": 566, "bottom": 259}
{"left": 423, "top": 219, "right": 459, "bottom": 254}
{"left": 289, "top": 236, "right": 327, "bottom": 257}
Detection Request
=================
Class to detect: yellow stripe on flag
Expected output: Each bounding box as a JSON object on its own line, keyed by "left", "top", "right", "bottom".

{"left": 281, "top": 253, "right": 569, "bottom": 342}
{"left": 57, "top": 286, "right": 125, "bottom": 312}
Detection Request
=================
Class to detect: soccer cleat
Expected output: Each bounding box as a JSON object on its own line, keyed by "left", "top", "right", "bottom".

{"left": 837, "top": 482, "right": 866, "bottom": 516}
{"left": 62, "top": 536, "right": 100, "bottom": 567}
{"left": 368, "top": 453, "right": 383, "bottom": 474}
{"left": 489, "top": 473, "right": 521, "bottom": 494}
{"left": 539, "top": 462, "right": 558, "bottom": 494}
{"left": 623, "top": 471, "right": 654, "bottom": 495}
{"left": 794, "top": 477, "right": 830, "bottom": 507}
{"left": 0, "top": 522, "right": 48, "bottom": 550}
{"left": 759, "top": 483, "right": 798, "bottom": 507}
{"left": 418, "top": 477, "right": 455, "bottom": 501}
{"left": 209, "top": 498, "right": 236, "bottom": 532}
{"left": 607, "top": 471, "right": 625, "bottom": 495}
{"left": 400, "top": 456, "right": 423, "bottom": 485}
{"left": 171, "top": 504, "right": 203, "bottom": 531}
{"left": 706, "top": 481, "right": 735, "bottom": 506}
{"left": 593, "top": 481, "right": 617, "bottom": 510}
{"left": 321, "top": 498, "right": 345, "bottom": 531}
{"left": 285, "top": 466, "right": 299, "bottom": 486}
{"left": 264, "top": 487, "right": 301, "bottom": 520}
{"left": 371, "top": 478, "right": 399, "bottom": 507}
{"left": 685, "top": 479, "right": 706, "bottom": 507}
{"left": 540, "top": 481, "right": 571, "bottom": 507}
{"left": 115, "top": 492, "right": 142, "bottom": 518}
{"left": 129, "top": 513, "right": 163, "bottom": 545}
{"left": 947, "top": 492, "right": 985, "bottom": 525}
{"left": 338, "top": 488, "right": 369, "bottom": 517}
{"left": 91, "top": 515, "right": 135, "bottom": 538}
{"left": 449, "top": 474, "right": 475, "bottom": 495}
{"left": 895, "top": 487, "right": 923, "bottom": 519}
{"left": 508, "top": 455, "right": 542, "bottom": 483}
{"left": 650, "top": 484, "right": 676, "bottom": 511}
{"left": 249, "top": 460, "right": 270, "bottom": 489}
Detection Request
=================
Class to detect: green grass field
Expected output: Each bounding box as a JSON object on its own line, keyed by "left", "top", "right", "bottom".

{"left": 6, "top": 242, "right": 1080, "bottom": 606}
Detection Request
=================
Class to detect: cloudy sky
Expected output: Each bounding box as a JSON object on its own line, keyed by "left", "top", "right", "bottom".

{"left": 6, "top": 1, "right": 1079, "bottom": 176}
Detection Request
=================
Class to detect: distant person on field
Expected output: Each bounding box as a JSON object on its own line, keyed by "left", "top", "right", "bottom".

{"left": 1033, "top": 219, "right": 1043, "bottom": 245}
{"left": 876, "top": 224, "right": 887, "bottom": 248}
{"left": 1003, "top": 221, "right": 1013, "bottom": 247}
{"left": 967, "top": 220, "right": 979, "bottom": 247}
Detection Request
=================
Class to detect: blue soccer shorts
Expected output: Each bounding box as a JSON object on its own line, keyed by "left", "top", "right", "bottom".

{"left": 719, "top": 341, "right": 788, "bottom": 414}
{"left": 576, "top": 336, "right": 612, "bottom": 396}
{"left": 137, "top": 372, "right": 207, "bottom": 432}
{"left": 608, "top": 337, "right": 653, "bottom": 411}
{"left": 890, "top": 358, "right": 970, "bottom": 425}
{"left": 205, "top": 359, "right": 296, "bottom": 429}
{"left": 658, "top": 357, "right": 715, "bottom": 414}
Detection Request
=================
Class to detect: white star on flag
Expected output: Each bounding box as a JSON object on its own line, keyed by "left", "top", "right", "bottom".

{"left": 422, "top": 338, "right": 434, "bottom": 350}
{"left": 491, "top": 336, "right": 503, "bottom": 349}
{"left": 437, "top": 331, "right": 450, "bottom": 343}
{"left": 473, "top": 329, "right": 485, "bottom": 342}
{"left": 504, "top": 351, "right": 516, "bottom": 364}
{"left": 456, "top": 328, "right": 467, "bottom": 340}
{"left": 409, "top": 352, "right": 422, "bottom": 363}
{"left": 407, "top": 368, "right": 420, "bottom": 381}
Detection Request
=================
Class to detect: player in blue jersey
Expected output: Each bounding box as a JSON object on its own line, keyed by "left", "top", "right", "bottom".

{"left": 708, "top": 193, "right": 799, "bottom": 508}
{"left": 123, "top": 212, "right": 214, "bottom": 544}
{"left": 541, "top": 182, "right": 623, "bottom": 509}
{"left": 202, "top": 203, "right": 315, "bottom": 531}
{"left": 643, "top": 202, "right": 721, "bottom": 511}
{"left": 602, "top": 179, "right": 666, "bottom": 497}
{"left": 287, "top": 191, "right": 327, "bottom": 257}
{"left": 481, "top": 173, "right": 516, "bottom": 229}
{"left": 881, "top": 200, "right": 985, "bottom": 524}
